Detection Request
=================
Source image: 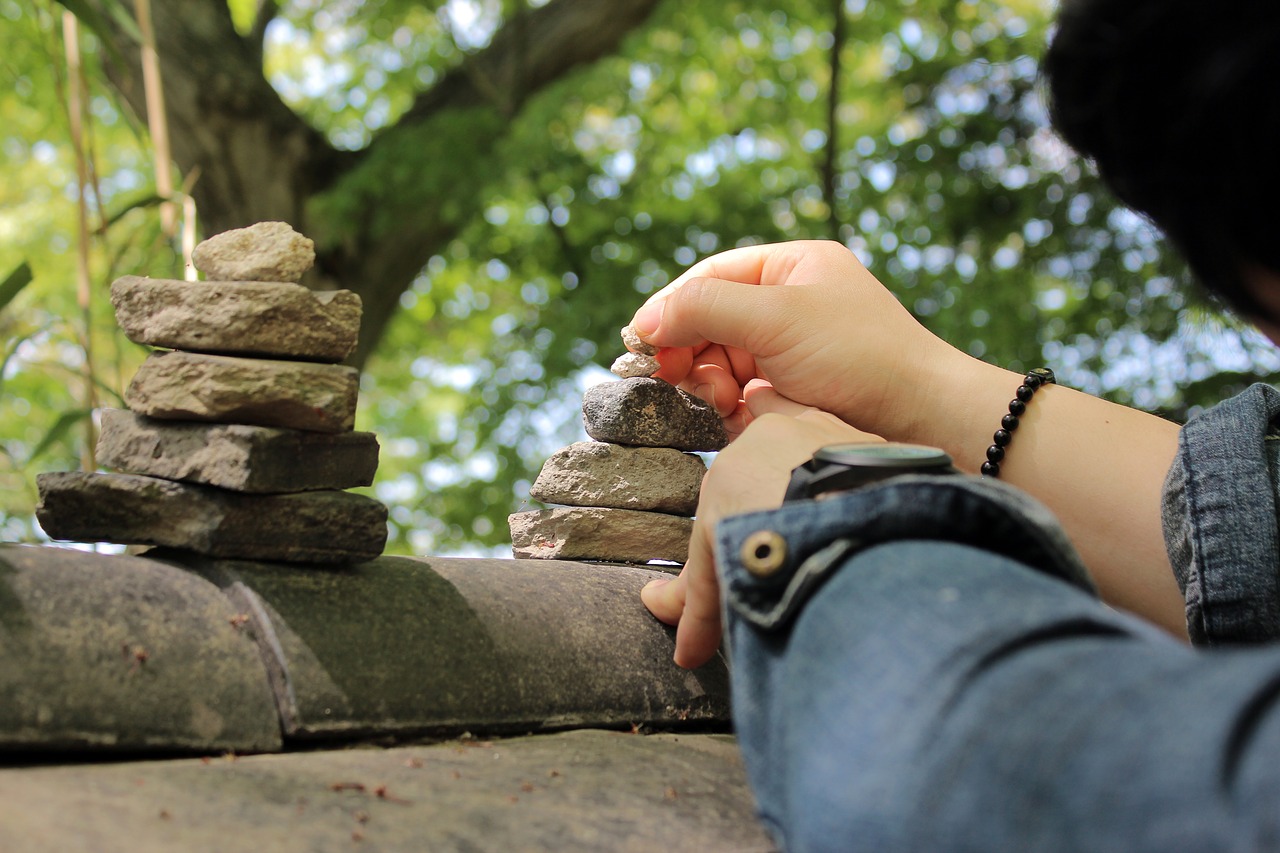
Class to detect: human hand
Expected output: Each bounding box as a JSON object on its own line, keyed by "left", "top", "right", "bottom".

{"left": 629, "top": 240, "right": 962, "bottom": 440}
{"left": 641, "top": 381, "right": 885, "bottom": 669}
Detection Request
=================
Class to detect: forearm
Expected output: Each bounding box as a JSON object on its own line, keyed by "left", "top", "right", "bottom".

{"left": 902, "top": 352, "right": 1186, "bottom": 638}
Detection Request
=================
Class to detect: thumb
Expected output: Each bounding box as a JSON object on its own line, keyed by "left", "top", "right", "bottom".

{"left": 742, "top": 380, "right": 813, "bottom": 417}
{"left": 631, "top": 277, "right": 790, "bottom": 352}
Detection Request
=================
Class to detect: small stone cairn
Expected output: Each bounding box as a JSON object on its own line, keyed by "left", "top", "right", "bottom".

{"left": 36, "top": 222, "right": 389, "bottom": 564}
{"left": 508, "top": 326, "right": 727, "bottom": 566}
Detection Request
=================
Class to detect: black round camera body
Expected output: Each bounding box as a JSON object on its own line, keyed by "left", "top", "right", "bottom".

{"left": 783, "top": 442, "right": 957, "bottom": 502}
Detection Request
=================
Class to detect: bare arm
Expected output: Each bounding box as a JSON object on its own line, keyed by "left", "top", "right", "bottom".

{"left": 915, "top": 354, "right": 1186, "bottom": 638}
{"left": 633, "top": 240, "right": 1188, "bottom": 647}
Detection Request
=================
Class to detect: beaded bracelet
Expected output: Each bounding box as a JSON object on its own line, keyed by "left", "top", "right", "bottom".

{"left": 980, "top": 368, "right": 1056, "bottom": 478}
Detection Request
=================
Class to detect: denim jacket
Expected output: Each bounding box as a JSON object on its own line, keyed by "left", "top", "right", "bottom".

{"left": 1162, "top": 383, "right": 1280, "bottom": 646}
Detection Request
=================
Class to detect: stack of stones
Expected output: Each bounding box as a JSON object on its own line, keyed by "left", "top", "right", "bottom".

{"left": 508, "top": 326, "right": 727, "bottom": 567}
{"left": 36, "top": 222, "right": 388, "bottom": 564}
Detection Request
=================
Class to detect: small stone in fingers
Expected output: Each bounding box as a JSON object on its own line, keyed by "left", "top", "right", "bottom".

{"left": 621, "top": 324, "right": 658, "bottom": 356}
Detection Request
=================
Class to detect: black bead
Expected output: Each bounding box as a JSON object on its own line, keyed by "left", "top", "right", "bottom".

{"left": 1001, "top": 413, "right": 1020, "bottom": 431}
{"left": 981, "top": 461, "right": 1000, "bottom": 477}
{"left": 986, "top": 444, "right": 1005, "bottom": 463}
{"left": 1008, "top": 399, "right": 1026, "bottom": 417}
{"left": 1023, "top": 372, "right": 1043, "bottom": 390}
{"left": 1016, "top": 384, "right": 1034, "bottom": 402}
{"left": 993, "top": 429, "right": 1012, "bottom": 447}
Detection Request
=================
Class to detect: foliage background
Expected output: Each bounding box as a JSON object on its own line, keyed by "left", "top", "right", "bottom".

{"left": 5, "top": 0, "right": 1280, "bottom": 553}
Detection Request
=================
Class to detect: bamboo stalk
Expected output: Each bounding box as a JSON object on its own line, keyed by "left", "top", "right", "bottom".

{"left": 182, "top": 192, "right": 198, "bottom": 280}
{"left": 822, "top": 0, "right": 846, "bottom": 241}
{"left": 61, "top": 11, "right": 98, "bottom": 472}
{"left": 134, "top": 0, "right": 176, "bottom": 237}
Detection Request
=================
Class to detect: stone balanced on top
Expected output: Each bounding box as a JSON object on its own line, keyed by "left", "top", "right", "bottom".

{"left": 508, "top": 325, "right": 727, "bottom": 566}
{"left": 36, "top": 222, "right": 389, "bottom": 564}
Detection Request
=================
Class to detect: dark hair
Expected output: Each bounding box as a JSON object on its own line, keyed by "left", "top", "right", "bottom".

{"left": 1042, "top": 0, "right": 1280, "bottom": 319}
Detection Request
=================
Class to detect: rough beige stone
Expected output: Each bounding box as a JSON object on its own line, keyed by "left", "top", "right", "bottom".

{"left": 125, "top": 351, "right": 359, "bottom": 433}
{"left": 36, "top": 471, "right": 387, "bottom": 563}
{"left": 97, "top": 408, "right": 379, "bottom": 493}
{"left": 531, "top": 441, "right": 704, "bottom": 515}
{"left": 610, "top": 352, "right": 661, "bottom": 378}
{"left": 621, "top": 324, "right": 658, "bottom": 356}
{"left": 0, "top": 731, "right": 770, "bottom": 851}
{"left": 583, "top": 377, "right": 728, "bottom": 452}
{"left": 192, "top": 221, "right": 315, "bottom": 282}
{"left": 508, "top": 507, "right": 692, "bottom": 564}
{"left": 111, "top": 276, "right": 360, "bottom": 362}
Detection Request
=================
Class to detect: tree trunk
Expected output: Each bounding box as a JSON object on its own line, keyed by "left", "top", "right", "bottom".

{"left": 96, "top": 0, "right": 665, "bottom": 366}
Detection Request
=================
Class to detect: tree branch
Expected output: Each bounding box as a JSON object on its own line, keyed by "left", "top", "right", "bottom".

{"left": 87, "top": 0, "right": 665, "bottom": 366}
{"left": 822, "top": 0, "right": 845, "bottom": 240}
{"left": 250, "top": 0, "right": 277, "bottom": 54}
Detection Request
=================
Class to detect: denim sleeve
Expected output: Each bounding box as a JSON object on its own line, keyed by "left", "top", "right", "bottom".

{"left": 718, "top": 475, "right": 1280, "bottom": 852}
{"left": 1162, "top": 383, "right": 1280, "bottom": 645}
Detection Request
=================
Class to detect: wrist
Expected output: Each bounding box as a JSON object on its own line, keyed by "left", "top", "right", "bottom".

{"left": 906, "top": 350, "right": 1025, "bottom": 475}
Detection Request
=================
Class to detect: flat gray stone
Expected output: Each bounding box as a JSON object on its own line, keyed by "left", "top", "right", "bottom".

{"left": 187, "top": 555, "right": 728, "bottom": 739}
{"left": 610, "top": 351, "right": 660, "bottom": 378}
{"left": 111, "top": 276, "right": 360, "bottom": 362}
{"left": 125, "top": 351, "right": 359, "bottom": 433}
{"left": 509, "top": 507, "right": 692, "bottom": 564}
{"left": 621, "top": 323, "right": 658, "bottom": 356}
{"left": 531, "top": 441, "right": 703, "bottom": 515}
{"left": 191, "top": 221, "right": 315, "bottom": 282}
{"left": 0, "top": 544, "right": 282, "bottom": 754}
{"left": 36, "top": 472, "right": 387, "bottom": 564}
{"left": 97, "top": 409, "right": 379, "bottom": 493}
{"left": 583, "top": 377, "right": 728, "bottom": 452}
{"left": 0, "top": 731, "right": 773, "bottom": 851}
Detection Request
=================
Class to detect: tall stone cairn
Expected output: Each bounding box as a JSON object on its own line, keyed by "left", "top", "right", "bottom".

{"left": 508, "top": 325, "right": 727, "bottom": 567}
{"left": 36, "top": 222, "right": 389, "bottom": 564}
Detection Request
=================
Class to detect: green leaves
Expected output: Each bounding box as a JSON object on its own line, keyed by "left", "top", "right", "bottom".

{"left": 8, "top": 0, "right": 1280, "bottom": 554}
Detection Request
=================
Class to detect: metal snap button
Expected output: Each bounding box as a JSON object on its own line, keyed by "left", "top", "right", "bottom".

{"left": 740, "top": 530, "right": 788, "bottom": 577}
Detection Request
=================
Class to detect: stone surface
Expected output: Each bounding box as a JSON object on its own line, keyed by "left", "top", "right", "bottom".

{"left": 187, "top": 555, "right": 728, "bottom": 739}
{"left": 583, "top": 377, "right": 728, "bottom": 452}
{"left": 36, "top": 472, "right": 388, "bottom": 563}
{"left": 98, "top": 409, "right": 379, "bottom": 493}
{"left": 0, "top": 544, "right": 282, "bottom": 754}
{"left": 531, "top": 441, "right": 704, "bottom": 515}
{"left": 509, "top": 507, "right": 692, "bottom": 564}
{"left": 191, "top": 221, "right": 315, "bottom": 282}
{"left": 610, "top": 351, "right": 660, "bottom": 378}
{"left": 0, "top": 547, "right": 728, "bottom": 750}
{"left": 111, "top": 276, "right": 360, "bottom": 362}
{"left": 0, "top": 731, "right": 773, "bottom": 852}
{"left": 621, "top": 323, "right": 658, "bottom": 356}
{"left": 126, "top": 350, "right": 360, "bottom": 433}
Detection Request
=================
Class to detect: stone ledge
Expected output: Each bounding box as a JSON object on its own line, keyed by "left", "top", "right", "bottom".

{"left": 0, "top": 730, "right": 774, "bottom": 852}
{"left": 0, "top": 544, "right": 281, "bottom": 754}
{"left": 0, "top": 547, "right": 730, "bottom": 756}
{"left": 187, "top": 554, "right": 728, "bottom": 740}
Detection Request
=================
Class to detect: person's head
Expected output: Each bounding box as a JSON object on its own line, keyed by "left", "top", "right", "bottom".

{"left": 1042, "top": 0, "right": 1280, "bottom": 325}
